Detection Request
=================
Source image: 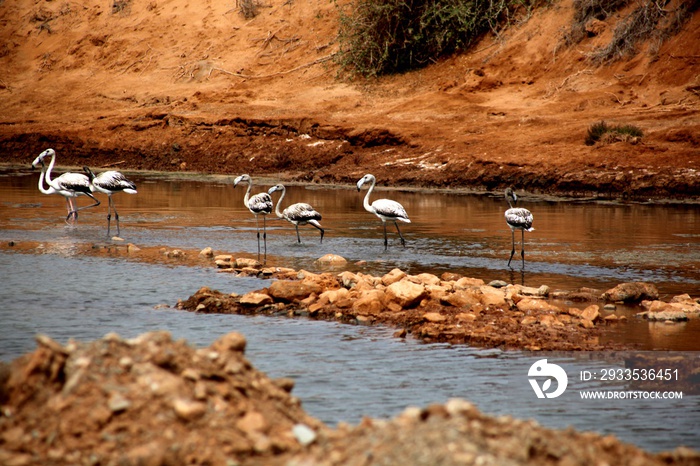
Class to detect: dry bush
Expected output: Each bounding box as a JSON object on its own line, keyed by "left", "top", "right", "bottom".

{"left": 335, "top": 0, "right": 545, "bottom": 78}
{"left": 563, "top": 0, "right": 699, "bottom": 63}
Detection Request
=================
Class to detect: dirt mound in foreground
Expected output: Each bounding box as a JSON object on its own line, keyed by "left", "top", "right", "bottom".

{"left": 1, "top": 332, "right": 698, "bottom": 465}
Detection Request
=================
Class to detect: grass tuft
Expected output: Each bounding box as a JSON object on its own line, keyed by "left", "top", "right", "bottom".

{"left": 585, "top": 121, "right": 644, "bottom": 145}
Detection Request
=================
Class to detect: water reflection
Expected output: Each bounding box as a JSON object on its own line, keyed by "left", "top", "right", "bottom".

{"left": 2, "top": 167, "right": 699, "bottom": 296}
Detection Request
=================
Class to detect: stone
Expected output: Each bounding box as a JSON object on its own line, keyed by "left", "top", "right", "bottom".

{"left": 487, "top": 280, "right": 508, "bottom": 288}
{"left": 292, "top": 423, "right": 317, "bottom": 446}
{"left": 268, "top": 280, "right": 322, "bottom": 302}
{"left": 212, "top": 332, "right": 247, "bottom": 353}
{"left": 516, "top": 298, "right": 560, "bottom": 313}
{"left": 236, "top": 410, "right": 268, "bottom": 434}
{"left": 479, "top": 286, "right": 507, "bottom": 308}
{"left": 520, "top": 316, "right": 537, "bottom": 326}
{"left": 240, "top": 292, "right": 273, "bottom": 306}
{"left": 338, "top": 271, "right": 360, "bottom": 288}
{"left": 172, "top": 398, "right": 206, "bottom": 421}
{"left": 440, "top": 290, "right": 479, "bottom": 308}
{"left": 381, "top": 268, "right": 407, "bottom": 286}
{"left": 316, "top": 253, "right": 347, "bottom": 265}
{"left": 410, "top": 273, "right": 441, "bottom": 286}
{"left": 385, "top": 280, "right": 427, "bottom": 308}
{"left": 352, "top": 290, "right": 385, "bottom": 315}
{"left": 456, "top": 277, "right": 486, "bottom": 289}
{"left": 199, "top": 247, "right": 214, "bottom": 257}
{"left": 424, "top": 312, "right": 446, "bottom": 323}
{"left": 603, "top": 282, "right": 659, "bottom": 302}
{"left": 581, "top": 304, "right": 600, "bottom": 322}
{"left": 108, "top": 393, "right": 131, "bottom": 413}
{"left": 234, "top": 257, "right": 261, "bottom": 268}
{"left": 319, "top": 287, "right": 350, "bottom": 304}
{"left": 644, "top": 310, "right": 689, "bottom": 322}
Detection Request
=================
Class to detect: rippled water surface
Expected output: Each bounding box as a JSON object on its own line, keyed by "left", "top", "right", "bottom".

{"left": 0, "top": 167, "right": 699, "bottom": 452}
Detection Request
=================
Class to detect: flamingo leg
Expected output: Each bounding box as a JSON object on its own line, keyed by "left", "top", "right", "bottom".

{"left": 395, "top": 222, "right": 406, "bottom": 247}
{"left": 508, "top": 229, "right": 516, "bottom": 268}
{"left": 383, "top": 222, "right": 388, "bottom": 250}
{"left": 68, "top": 193, "right": 101, "bottom": 224}
{"left": 295, "top": 225, "right": 302, "bottom": 244}
{"left": 262, "top": 215, "right": 267, "bottom": 263}
{"left": 64, "top": 198, "right": 75, "bottom": 224}
{"left": 255, "top": 215, "right": 261, "bottom": 261}
{"left": 521, "top": 229, "right": 526, "bottom": 268}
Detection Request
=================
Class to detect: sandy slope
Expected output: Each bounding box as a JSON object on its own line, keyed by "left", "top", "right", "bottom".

{"left": 0, "top": 0, "right": 698, "bottom": 198}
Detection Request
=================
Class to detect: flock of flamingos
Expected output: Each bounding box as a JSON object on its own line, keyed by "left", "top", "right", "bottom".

{"left": 31, "top": 148, "right": 535, "bottom": 268}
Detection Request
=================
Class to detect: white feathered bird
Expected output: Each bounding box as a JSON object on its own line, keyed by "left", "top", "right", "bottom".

{"left": 234, "top": 174, "right": 273, "bottom": 262}
{"left": 504, "top": 187, "right": 534, "bottom": 268}
{"left": 31, "top": 148, "right": 100, "bottom": 224}
{"left": 268, "top": 184, "right": 324, "bottom": 243}
{"left": 356, "top": 173, "right": 410, "bottom": 249}
{"left": 83, "top": 166, "right": 137, "bottom": 237}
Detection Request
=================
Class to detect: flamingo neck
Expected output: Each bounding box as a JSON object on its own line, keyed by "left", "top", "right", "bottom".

{"left": 274, "top": 187, "right": 286, "bottom": 218}
{"left": 36, "top": 163, "right": 52, "bottom": 194}
{"left": 242, "top": 181, "right": 252, "bottom": 209}
{"left": 363, "top": 177, "right": 375, "bottom": 213}
{"left": 44, "top": 151, "right": 57, "bottom": 188}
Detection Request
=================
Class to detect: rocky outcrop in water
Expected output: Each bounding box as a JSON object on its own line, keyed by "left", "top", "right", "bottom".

{"left": 178, "top": 262, "right": 635, "bottom": 351}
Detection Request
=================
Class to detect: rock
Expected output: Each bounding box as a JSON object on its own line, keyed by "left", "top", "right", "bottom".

{"left": 199, "top": 247, "right": 214, "bottom": 257}
{"left": 235, "top": 257, "right": 261, "bottom": 268}
{"left": 643, "top": 310, "right": 689, "bottom": 322}
{"left": 581, "top": 305, "right": 600, "bottom": 322}
{"left": 520, "top": 316, "right": 537, "bottom": 325}
{"left": 214, "top": 254, "right": 233, "bottom": 262}
{"left": 268, "top": 280, "right": 322, "bottom": 302}
{"left": 603, "top": 282, "right": 659, "bottom": 302}
{"left": 127, "top": 243, "right": 140, "bottom": 253}
{"left": 172, "top": 398, "right": 207, "bottom": 421}
{"left": 479, "top": 286, "right": 507, "bottom": 308}
{"left": 454, "top": 277, "right": 485, "bottom": 289}
{"left": 236, "top": 410, "right": 268, "bottom": 434}
{"left": 212, "top": 332, "right": 247, "bottom": 353}
{"left": 240, "top": 292, "right": 273, "bottom": 306}
{"left": 410, "top": 273, "right": 441, "bottom": 286}
{"left": 215, "top": 259, "right": 233, "bottom": 269}
{"left": 319, "top": 287, "right": 350, "bottom": 304}
{"left": 385, "top": 280, "right": 427, "bottom": 308}
{"left": 316, "top": 253, "right": 347, "bottom": 265}
{"left": 381, "top": 268, "right": 407, "bottom": 286}
{"left": 440, "top": 290, "right": 479, "bottom": 308}
{"left": 352, "top": 290, "right": 385, "bottom": 315}
{"left": 487, "top": 280, "right": 508, "bottom": 288}
{"left": 338, "top": 271, "right": 360, "bottom": 288}
{"left": 515, "top": 298, "right": 560, "bottom": 313}
{"left": 292, "top": 423, "right": 317, "bottom": 446}
{"left": 108, "top": 393, "right": 131, "bottom": 413}
{"left": 424, "top": 312, "right": 446, "bottom": 323}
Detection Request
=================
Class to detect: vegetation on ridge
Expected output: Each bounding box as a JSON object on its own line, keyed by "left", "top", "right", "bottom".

{"left": 335, "top": 0, "right": 545, "bottom": 77}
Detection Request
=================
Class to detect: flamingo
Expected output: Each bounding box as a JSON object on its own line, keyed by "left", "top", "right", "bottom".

{"left": 268, "top": 184, "right": 324, "bottom": 243}
{"left": 356, "top": 173, "right": 410, "bottom": 250}
{"left": 233, "top": 174, "right": 273, "bottom": 262}
{"left": 31, "top": 148, "right": 100, "bottom": 224}
{"left": 83, "top": 166, "right": 137, "bottom": 237}
{"left": 504, "top": 187, "right": 534, "bottom": 269}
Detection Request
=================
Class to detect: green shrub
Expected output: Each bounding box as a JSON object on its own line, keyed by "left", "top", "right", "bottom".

{"left": 335, "top": 0, "right": 542, "bottom": 78}
{"left": 585, "top": 121, "right": 644, "bottom": 145}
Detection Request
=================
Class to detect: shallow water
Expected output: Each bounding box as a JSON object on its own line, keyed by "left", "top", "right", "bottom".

{"left": 0, "top": 167, "right": 699, "bottom": 452}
